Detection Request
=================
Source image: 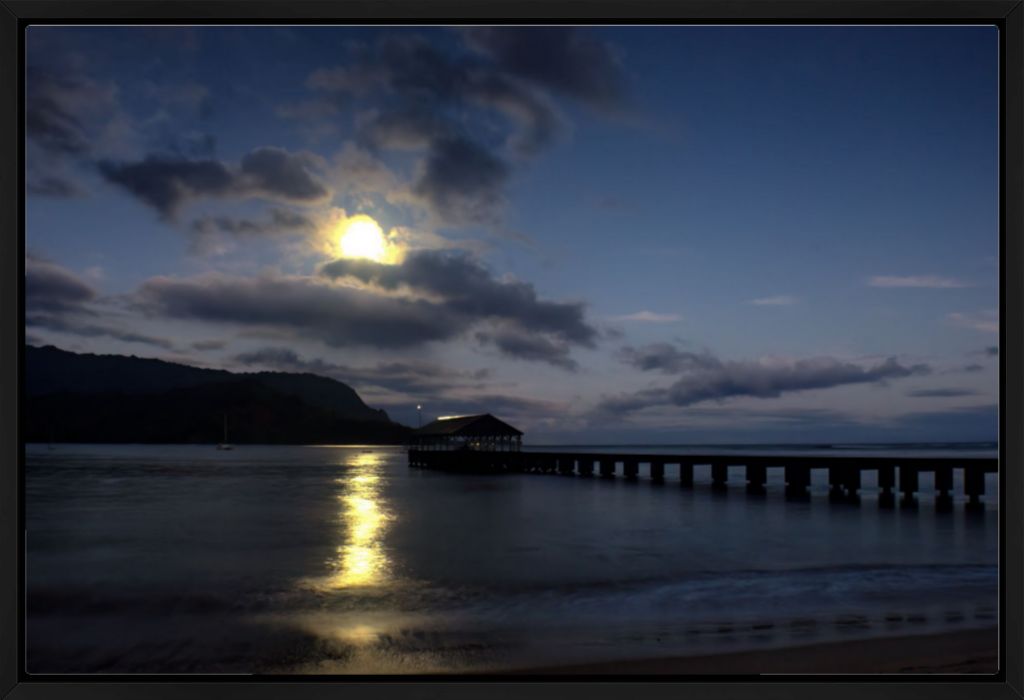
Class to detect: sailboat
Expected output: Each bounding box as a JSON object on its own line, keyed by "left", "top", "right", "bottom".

{"left": 217, "top": 414, "right": 233, "bottom": 451}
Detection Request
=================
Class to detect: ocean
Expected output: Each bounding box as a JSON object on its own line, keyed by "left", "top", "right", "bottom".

{"left": 25, "top": 443, "right": 999, "bottom": 674}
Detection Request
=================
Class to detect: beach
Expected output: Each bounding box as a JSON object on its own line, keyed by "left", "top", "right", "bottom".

{"left": 511, "top": 627, "right": 998, "bottom": 675}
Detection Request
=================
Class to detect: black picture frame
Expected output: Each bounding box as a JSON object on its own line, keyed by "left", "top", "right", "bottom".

{"left": 2, "top": 2, "right": 1021, "bottom": 699}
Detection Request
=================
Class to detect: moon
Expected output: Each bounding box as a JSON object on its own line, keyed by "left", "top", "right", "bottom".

{"left": 339, "top": 216, "right": 388, "bottom": 262}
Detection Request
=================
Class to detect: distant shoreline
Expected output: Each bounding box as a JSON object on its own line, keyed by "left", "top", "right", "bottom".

{"left": 506, "top": 627, "right": 998, "bottom": 675}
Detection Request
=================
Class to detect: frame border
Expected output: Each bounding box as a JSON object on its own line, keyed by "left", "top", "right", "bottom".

{"left": 2, "top": 2, "right": 1021, "bottom": 700}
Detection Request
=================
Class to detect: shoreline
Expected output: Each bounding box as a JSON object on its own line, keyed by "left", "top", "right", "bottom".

{"left": 507, "top": 627, "right": 998, "bottom": 675}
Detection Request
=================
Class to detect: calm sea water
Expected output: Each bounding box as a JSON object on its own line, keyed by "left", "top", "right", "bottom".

{"left": 26, "top": 443, "right": 999, "bottom": 674}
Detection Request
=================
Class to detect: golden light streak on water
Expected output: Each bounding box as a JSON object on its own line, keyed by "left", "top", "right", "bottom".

{"left": 324, "top": 451, "right": 393, "bottom": 591}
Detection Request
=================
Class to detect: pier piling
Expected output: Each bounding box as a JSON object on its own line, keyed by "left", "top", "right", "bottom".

{"left": 711, "top": 463, "right": 728, "bottom": 490}
{"left": 785, "top": 465, "right": 811, "bottom": 500}
{"left": 935, "top": 466, "right": 954, "bottom": 511}
{"left": 651, "top": 461, "right": 665, "bottom": 483}
{"left": 407, "top": 449, "right": 994, "bottom": 512}
{"left": 900, "top": 466, "right": 919, "bottom": 507}
{"left": 965, "top": 468, "right": 985, "bottom": 511}
{"left": 578, "top": 456, "right": 594, "bottom": 477}
{"left": 878, "top": 466, "right": 896, "bottom": 508}
{"left": 680, "top": 463, "right": 694, "bottom": 487}
{"left": 624, "top": 460, "right": 639, "bottom": 481}
{"left": 746, "top": 464, "right": 767, "bottom": 495}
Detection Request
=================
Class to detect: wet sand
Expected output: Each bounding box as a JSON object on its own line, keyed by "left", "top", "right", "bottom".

{"left": 510, "top": 627, "right": 998, "bottom": 675}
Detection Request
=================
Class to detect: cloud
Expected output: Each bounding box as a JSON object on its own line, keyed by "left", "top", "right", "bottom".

{"left": 321, "top": 249, "right": 598, "bottom": 346}
{"left": 26, "top": 314, "right": 174, "bottom": 350}
{"left": 25, "top": 64, "right": 130, "bottom": 199}
{"left": 611, "top": 311, "right": 681, "bottom": 323}
{"left": 948, "top": 310, "right": 999, "bottom": 333}
{"left": 26, "top": 67, "right": 116, "bottom": 156}
{"left": 604, "top": 343, "right": 932, "bottom": 412}
{"left": 191, "top": 339, "right": 227, "bottom": 351}
{"left": 133, "top": 248, "right": 598, "bottom": 364}
{"left": 25, "top": 255, "right": 97, "bottom": 313}
{"left": 27, "top": 174, "right": 83, "bottom": 198}
{"left": 617, "top": 343, "right": 719, "bottom": 374}
{"left": 411, "top": 135, "right": 510, "bottom": 225}
{"left": 188, "top": 208, "right": 316, "bottom": 255}
{"left": 296, "top": 30, "right": 623, "bottom": 227}
{"left": 26, "top": 255, "right": 174, "bottom": 349}
{"left": 961, "top": 364, "right": 985, "bottom": 373}
{"left": 868, "top": 275, "right": 971, "bottom": 289}
{"left": 906, "top": 388, "right": 980, "bottom": 398}
{"left": 984, "top": 345, "right": 999, "bottom": 356}
{"left": 749, "top": 295, "right": 798, "bottom": 306}
{"left": 232, "top": 346, "right": 492, "bottom": 396}
{"left": 98, "top": 147, "right": 330, "bottom": 219}
{"left": 463, "top": 28, "right": 628, "bottom": 111}
{"left": 475, "top": 326, "right": 578, "bottom": 370}
{"left": 133, "top": 272, "right": 465, "bottom": 349}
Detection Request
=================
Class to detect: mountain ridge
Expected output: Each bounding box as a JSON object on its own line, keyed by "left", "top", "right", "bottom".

{"left": 24, "top": 344, "right": 411, "bottom": 445}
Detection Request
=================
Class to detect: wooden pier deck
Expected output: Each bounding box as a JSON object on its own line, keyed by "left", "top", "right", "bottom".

{"left": 407, "top": 449, "right": 998, "bottom": 511}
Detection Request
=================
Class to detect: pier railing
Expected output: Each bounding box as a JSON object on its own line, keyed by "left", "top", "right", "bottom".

{"left": 407, "top": 449, "right": 998, "bottom": 511}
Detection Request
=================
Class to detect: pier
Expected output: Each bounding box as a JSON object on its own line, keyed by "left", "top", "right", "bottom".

{"left": 407, "top": 449, "right": 997, "bottom": 512}
{"left": 407, "top": 414, "right": 997, "bottom": 511}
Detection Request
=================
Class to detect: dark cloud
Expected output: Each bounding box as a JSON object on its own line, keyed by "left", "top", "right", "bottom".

{"left": 98, "top": 156, "right": 234, "bottom": 218}
{"left": 475, "top": 327, "right": 578, "bottom": 370}
{"left": 188, "top": 208, "right": 316, "bottom": 255}
{"left": 232, "top": 346, "right": 492, "bottom": 396}
{"left": 985, "top": 346, "right": 999, "bottom": 356}
{"left": 413, "top": 393, "right": 563, "bottom": 422}
{"left": 961, "top": 364, "right": 985, "bottom": 373}
{"left": 301, "top": 31, "right": 609, "bottom": 225}
{"left": 98, "top": 147, "right": 329, "bottom": 219}
{"left": 26, "top": 68, "right": 106, "bottom": 156}
{"left": 907, "top": 388, "right": 980, "bottom": 398}
{"left": 617, "top": 343, "right": 719, "bottom": 374}
{"left": 602, "top": 344, "right": 932, "bottom": 413}
{"left": 25, "top": 256, "right": 97, "bottom": 314}
{"left": 133, "top": 250, "right": 597, "bottom": 365}
{"left": 191, "top": 339, "right": 227, "bottom": 351}
{"left": 356, "top": 103, "right": 447, "bottom": 152}
{"left": 321, "top": 249, "right": 598, "bottom": 346}
{"left": 26, "top": 314, "right": 174, "bottom": 350}
{"left": 464, "top": 28, "right": 628, "bottom": 110}
{"left": 27, "top": 174, "right": 83, "bottom": 198}
{"left": 133, "top": 273, "right": 465, "bottom": 349}
{"left": 25, "top": 255, "right": 174, "bottom": 350}
{"left": 412, "top": 136, "right": 510, "bottom": 225}
{"left": 238, "top": 147, "right": 328, "bottom": 201}
{"left": 25, "top": 66, "right": 122, "bottom": 201}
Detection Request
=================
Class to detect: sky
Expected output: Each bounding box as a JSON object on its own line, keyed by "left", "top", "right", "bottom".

{"left": 24, "top": 25, "right": 1000, "bottom": 443}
